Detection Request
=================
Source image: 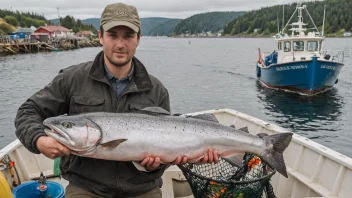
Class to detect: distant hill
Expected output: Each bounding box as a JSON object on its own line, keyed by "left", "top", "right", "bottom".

{"left": 81, "top": 18, "right": 100, "bottom": 30}
{"left": 69, "top": 17, "right": 181, "bottom": 36}
{"left": 140, "top": 17, "right": 182, "bottom": 36}
{"left": 50, "top": 11, "right": 248, "bottom": 37}
{"left": 147, "top": 19, "right": 182, "bottom": 36}
{"left": 50, "top": 18, "right": 99, "bottom": 28}
{"left": 173, "top": 11, "right": 246, "bottom": 35}
{"left": 49, "top": 18, "right": 60, "bottom": 25}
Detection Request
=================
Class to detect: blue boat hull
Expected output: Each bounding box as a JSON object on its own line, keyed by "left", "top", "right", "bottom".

{"left": 256, "top": 57, "right": 344, "bottom": 95}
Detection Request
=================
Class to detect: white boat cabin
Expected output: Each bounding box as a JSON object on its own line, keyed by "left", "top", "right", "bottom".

{"left": 275, "top": 33, "right": 324, "bottom": 64}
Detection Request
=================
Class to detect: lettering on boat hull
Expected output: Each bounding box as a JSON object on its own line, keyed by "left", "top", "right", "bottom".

{"left": 276, "top": 65, "right": 308, "bottom": 71}
{"left": 320, "top": 65, "right": 336, "bottom": 70}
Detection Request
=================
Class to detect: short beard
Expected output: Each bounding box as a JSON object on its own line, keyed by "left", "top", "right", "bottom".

{"left": 106, "top": 55, "right": 131, "bottom": 68}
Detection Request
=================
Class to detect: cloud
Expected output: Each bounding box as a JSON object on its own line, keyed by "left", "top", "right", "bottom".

{"left": 3, "top": 0, "right": 300, "bottom": 19}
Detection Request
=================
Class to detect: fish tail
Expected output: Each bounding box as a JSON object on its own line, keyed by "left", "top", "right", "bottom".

{"left": 261, "top": 132, "right": 293, "bottom": 178}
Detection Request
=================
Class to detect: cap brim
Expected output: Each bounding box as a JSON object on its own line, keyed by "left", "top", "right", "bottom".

{"left": 102, "top": 21, "right": 139, "bottom": 33}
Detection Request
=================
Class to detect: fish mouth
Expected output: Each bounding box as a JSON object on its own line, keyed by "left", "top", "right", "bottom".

{"left": 43, "top": 123, "right": 76, "bottom": 146}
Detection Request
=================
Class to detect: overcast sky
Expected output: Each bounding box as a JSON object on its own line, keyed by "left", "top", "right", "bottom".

{"left": 2, "top": 0, "right": 305, "bottom": 20}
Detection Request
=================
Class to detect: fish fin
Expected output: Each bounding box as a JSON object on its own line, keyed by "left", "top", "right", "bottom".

{"left": 230, "top": 125, "right": 236, "bottom": 129}
{"left": 189, "top": 114, "right": 219, "bottom": 123}
{"left": 257, "top": 133, "right": 269, "bottom": 138}
{"left": 132, "top": 161, "right": 150, "bottom": 172}
{"left": 100, "top": 139, "right": 127, "bottom": 149}
{"left": 261, "top": 133, "right": 293, "bottom": 178}
{"left": 222, "top": 153, "right": 245, "bottom": 167}
{"left": 141, "top": 107, "right": 170, "bottom": 115}
{"left": 238, "top": 127, "right": 249, "bottom": 133}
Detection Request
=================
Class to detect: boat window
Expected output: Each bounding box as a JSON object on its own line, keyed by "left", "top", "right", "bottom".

{"left": 319, "top": 41, "right": 322, "bottom": 51}
{"left": 284, "top": 41, "right": 291, "bottom": 52}
{"left": 293, "top": 41, "right": 304, "bottom": 51}
{"left": 278, "top": 42, "right": 282, "bottom": 50}
{"left": 307, "top": 41, "right": 318, "bottom": 51}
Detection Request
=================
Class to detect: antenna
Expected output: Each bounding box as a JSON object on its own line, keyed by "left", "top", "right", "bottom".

{"left": 282, "top": 4, "right": 285, "bottom": 33}
{"left": 322, "top": 4, "right": 326, "bottom": 37}
{"left": 57, "top": 7, "right": 61, "bottom": 26}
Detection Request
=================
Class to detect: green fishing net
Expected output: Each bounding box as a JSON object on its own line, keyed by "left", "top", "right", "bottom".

{"left": 178, "top": 153, "right": 277, "bottom": 198}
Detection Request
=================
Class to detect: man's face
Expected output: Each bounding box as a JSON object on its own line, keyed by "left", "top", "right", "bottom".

{"left": 99, "top": 25, "right": 140, "bottom": 67}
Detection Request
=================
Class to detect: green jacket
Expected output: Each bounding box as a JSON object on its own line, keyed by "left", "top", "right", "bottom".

{"left": 15, "top": 51, "right": 170, "bottom": 197}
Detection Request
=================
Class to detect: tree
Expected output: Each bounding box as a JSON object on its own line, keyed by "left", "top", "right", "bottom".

{"left": 61, "top": 15, "right": 76, "bottom": 30}
{"left": 0, "top": 23, "right": 16, "bottom": 34}
{"left": 76, "top": 19, "right": 82, "bottom": 28}
{"left": 4, "top": 16, "right": 19, "bottom": 26}
{"left": 263, "top": 28, "right": 271, "bottom": 35}
{"left": 346, "top": 17, "right": 352, "bottom": 31}
{"left": 247, "top": 23, "right": 254, "bottom": 34}
{"left": 340, "top": 20, "right": 346, "bottom": 29}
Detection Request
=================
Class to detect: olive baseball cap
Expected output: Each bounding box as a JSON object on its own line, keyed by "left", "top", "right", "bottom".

{"left": 100, "top": 3, "right": 141, "bottom": 33}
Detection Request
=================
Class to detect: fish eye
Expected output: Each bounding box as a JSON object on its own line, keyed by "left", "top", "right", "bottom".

{"left": 62, "top": 122, "right": 73, "bottom": 128}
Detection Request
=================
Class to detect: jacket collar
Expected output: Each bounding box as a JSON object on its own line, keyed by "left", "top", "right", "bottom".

{"left": 88, "top": 51, "right": 153, "bottom": 91}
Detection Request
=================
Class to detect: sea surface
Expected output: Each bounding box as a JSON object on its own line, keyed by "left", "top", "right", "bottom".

{"left": 0, "top": 37, "right": 351, "bottom": 157}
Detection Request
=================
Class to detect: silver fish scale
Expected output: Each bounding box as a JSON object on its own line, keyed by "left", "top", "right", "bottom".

{"left": 81, "top": 112, "right": 265, "bottom": 163}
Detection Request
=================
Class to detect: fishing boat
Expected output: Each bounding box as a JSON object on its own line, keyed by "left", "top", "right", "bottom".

{"left": 1, "top": 108, "right": 351, "bottom": 197}
{"left": 256, "top": 3, "right": 345, "bottom": 96}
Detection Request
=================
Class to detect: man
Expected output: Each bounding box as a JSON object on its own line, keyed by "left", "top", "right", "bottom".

{"left": 14, "top": 2, "right": 218, "bottom": 198}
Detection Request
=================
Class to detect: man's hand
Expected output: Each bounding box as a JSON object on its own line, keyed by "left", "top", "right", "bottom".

{"left": 139, "top": 149, "right": 219, "bottom": 171}
{"left": 173, "top": 149, "right": 219, "bottom": 165}
{"left": 140, "top": 157, "right": 162, "bottom": 171}
{"left": 196, "top": 149, "right": 219, "bottom": 164}
{"left": 36, "top": 136, "right": 71, "bottom": 159}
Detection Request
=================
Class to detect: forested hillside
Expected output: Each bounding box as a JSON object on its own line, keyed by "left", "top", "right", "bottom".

{"left": 145, "top": 19, "right": 181, "bottom": 36}
{"left": 0, "top": 9, "right": 47, "bottom": 34}
{"left": 223, "top": 0, "right": 352, "bottom": 36}
{"left": 174, "top": 11, "right": 245, "bottom": 34}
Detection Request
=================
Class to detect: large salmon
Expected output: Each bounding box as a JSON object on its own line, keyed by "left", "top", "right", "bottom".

{"left": 43, "top": 107, "right": 292, "bottom": 177}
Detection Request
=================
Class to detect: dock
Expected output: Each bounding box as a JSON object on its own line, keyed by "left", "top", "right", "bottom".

{"left": 0, "top": 36, "right": 102, "bottom": 55}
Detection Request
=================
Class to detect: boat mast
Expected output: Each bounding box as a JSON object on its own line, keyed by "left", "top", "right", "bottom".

{"left": 277, "top": 12, "right": 280, "bottom": 34}
{"left": 281, "top": 5, "right": 298, "bottom": 34}
{"left": 295, "top": 3, "right": 307, "bottom": 35}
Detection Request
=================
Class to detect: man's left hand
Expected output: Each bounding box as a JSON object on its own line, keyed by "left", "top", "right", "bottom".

{"left": 196, "top": 149, "right": 219, "bottom": 164}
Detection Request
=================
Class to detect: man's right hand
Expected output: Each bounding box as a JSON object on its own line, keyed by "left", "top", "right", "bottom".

{"left": 36, "top": 136, "right": 71, "bottom": 159}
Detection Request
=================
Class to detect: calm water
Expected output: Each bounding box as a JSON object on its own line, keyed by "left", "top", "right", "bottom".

{"left": 0, "top": 38, "right": 351, "bottom": 157}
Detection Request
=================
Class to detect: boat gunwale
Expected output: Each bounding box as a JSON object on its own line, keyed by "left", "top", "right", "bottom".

{"left": 186, "top": 109, "right": 352, "bottom": 170}
{"left": 257, "top": 59, "right": 344, "bottom": 69}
